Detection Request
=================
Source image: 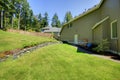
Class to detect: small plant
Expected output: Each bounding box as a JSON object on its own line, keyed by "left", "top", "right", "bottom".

{"left": 93, "top": 39, "right": 109, "bottom": 53}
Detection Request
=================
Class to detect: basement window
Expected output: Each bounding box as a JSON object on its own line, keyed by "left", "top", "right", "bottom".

{"left": 111, "top": 20, "right": 118, "bottom": 39}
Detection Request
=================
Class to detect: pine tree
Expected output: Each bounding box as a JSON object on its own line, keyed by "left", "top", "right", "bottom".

{"left": 64, "top": 11, "right": 73, "bottom": 23}
{"left": 51, "top": 13, "right": 61, "bottom": 27}
{"left": 44, "top": 12, "right": 49, "bottom": 27}
{"left": 40, "top": 12, "right": 49, "bottom": 28}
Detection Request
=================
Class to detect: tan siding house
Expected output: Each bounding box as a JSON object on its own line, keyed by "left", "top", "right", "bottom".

{"left": 60, "top": 0, "right": 120, "bottom": 54}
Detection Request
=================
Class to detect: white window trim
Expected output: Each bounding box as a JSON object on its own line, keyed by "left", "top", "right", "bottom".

{"left": 111, "top": 19, "right": 118, "bottom": 39}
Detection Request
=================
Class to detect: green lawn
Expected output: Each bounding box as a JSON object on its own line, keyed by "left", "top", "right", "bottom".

{"left": 0, "top": 30, "right": 56, "bottom": 52}
{"left": 0, "top": 44, "right": 120, "bottom": 80}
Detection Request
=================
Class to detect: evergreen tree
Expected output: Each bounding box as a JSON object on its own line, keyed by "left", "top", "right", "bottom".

{"left": 51, "top": 13, "right": 61, "bottom": 27}
{"left": 28, "top": 9, "right": 33, "bottom": 28}
{"left": 64, "top": 11, "right": 73, "bottom": 23}
{"left": 40, "top": 12, "right": 49, "bottom": 28}
{"left": 0, "top": 0, "right": 15, "bottom": 29}
{"left": 38, "top": 13, "right": 42, "bottom": 22}
{"left": 0, "top": 0, "right": 41, "bottom": 32}
{"left": 44, "top": 12, "right": 49, "bottom": 27}
{"left": 14, "top": 0, "right": 22, "bottom": 30}
{"left": 32, "top": 16, "right": 40, "bottom": 32}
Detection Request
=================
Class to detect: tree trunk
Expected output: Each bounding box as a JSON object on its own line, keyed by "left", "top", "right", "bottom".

{"left": 18, "top": 13, "right": 20, "bottom": 30}
{"left": 4, "top": 11, "right": 6, "bottom": 28}
{"left": 1, "top": 10, "right": 3, "bottom": 29}
{"left": 3, "top": 11, "right": 5, "bottom": 29}
{"left": 11, "top": 16, "right": 13, "bottom": 28}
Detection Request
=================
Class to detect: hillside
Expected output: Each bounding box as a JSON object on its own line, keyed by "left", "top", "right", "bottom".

{"left": 0, "top": 30, "right": 56, "bottom": 58}
{"left": 0, "top": 44, "right": 120, "bottom": 80}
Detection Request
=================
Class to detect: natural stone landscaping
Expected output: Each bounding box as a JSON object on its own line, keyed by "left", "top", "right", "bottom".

{"left": 0, "top": 42, "right": 59, "bottom": 62}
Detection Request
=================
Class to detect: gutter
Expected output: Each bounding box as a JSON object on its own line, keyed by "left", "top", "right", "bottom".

{"left": 63, "top": 0, "right": 104, "bottom": 26}
{"left": 60, "top": 0, "right": 104, "bottom": 34}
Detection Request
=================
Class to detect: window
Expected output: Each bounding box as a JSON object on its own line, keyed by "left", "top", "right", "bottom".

{"left": 67, "top": 23, "right": 72, "bottom": 28}
{"left": 111, "top": 20, "right": 118, "bottom": 39}
{"left": 69, "top": 23, "right": 72, "bottom": 28}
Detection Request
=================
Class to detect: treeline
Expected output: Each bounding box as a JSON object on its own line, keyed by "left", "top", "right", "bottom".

{"left": 0, "top": 0, "right": 73, "bottom": 32}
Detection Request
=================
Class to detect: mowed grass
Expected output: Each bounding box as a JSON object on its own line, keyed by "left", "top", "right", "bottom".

{"left": 0, "top": 44, "right": 120, "bottom": 80}
{"left": 0, "top": 30, "right": 56, "bottom": 52}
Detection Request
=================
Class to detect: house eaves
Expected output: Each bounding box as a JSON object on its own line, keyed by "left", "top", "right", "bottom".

{"left": 63, "top": 0, "right": 104, "bottom": 27}
{"left": 92, "top": 16, "right": 109, "bottom": 30}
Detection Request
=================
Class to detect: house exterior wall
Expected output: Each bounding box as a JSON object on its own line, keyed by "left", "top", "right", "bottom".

{"left": 60, "top": 9, "right": 101, "bottom": 43}
{"left": 60, "top": 25, "right": 74, "bottom": 42}
{"left": 60, "top": 0, "right": 120, "bottom": 54}
{"left": 93, "top": 24, "right": 103, "bottom": 44}
{"left": 118, "top": 10, "right": 120, "bottom": 53}
{"left": 100, "top": 0, "right": 120, "bottom": 53}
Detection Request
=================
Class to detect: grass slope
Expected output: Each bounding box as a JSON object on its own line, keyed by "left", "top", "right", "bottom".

{"left": 0, "top": 44, "right": 120, "bottom": 80}
{"left": 0, "top": 30, "right": 55, "bottom": 52}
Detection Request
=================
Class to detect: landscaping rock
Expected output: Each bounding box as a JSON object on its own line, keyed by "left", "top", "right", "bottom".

{"left": 0, "top": 42, "right": 59, "bottom": 62}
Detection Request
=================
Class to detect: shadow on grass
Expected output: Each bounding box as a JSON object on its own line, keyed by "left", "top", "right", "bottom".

{"left": 77, "top": 46, "right": 120, "bottom": 61}
{"left": 62, "top": 41, "right": 120, "bottom": 61}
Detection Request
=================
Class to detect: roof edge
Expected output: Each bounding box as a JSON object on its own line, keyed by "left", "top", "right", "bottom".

{"left": 63, "top": 0, "right": 104, "bottom": 26}
{"left": 92, "top": 16, "right": 109, "bottom": 30}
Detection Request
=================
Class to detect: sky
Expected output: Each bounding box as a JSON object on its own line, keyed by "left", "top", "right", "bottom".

{"left": 27, "top": 0, "right": 101, "bottom": 24}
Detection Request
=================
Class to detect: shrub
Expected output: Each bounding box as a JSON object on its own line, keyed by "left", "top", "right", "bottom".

{"left": 93, "top": 39, "right": 109, "bottom": 53}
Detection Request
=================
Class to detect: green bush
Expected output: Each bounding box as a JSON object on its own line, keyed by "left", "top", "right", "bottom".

{"left": 93, "top": 39, "right": 109, "bottom": 53}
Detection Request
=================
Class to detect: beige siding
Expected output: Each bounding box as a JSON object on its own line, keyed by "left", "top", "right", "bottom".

{"left": 102, "top": 19, "right": 110, "bottom": 40}
{"left": 101, "top": 0, "right": 120, "bottom": 52}
{"left": 61, "top": 9, "right": 101, "bottom": 43}
{"left": 110, "top": 40, "right": 118, "bottom": 52}
{"left": 60, "top": 0, "right": 120, "bottom": 53}
{"left": 101, "top": 0, "right": 120, "bottom": 19}
{"left": 118, "top": 39, "right": 120, "bottom": 54}
{"left": 117, "top": 18, "right": 120, "bottom": 53}
{"left": 60, "top": 25, "right": 74, "bottom": 42}
{"left": 93, "top": 25, "right": 103, "bottom": 43}
{"left": 118, "top": 6, "right": 120, "bottom": 53}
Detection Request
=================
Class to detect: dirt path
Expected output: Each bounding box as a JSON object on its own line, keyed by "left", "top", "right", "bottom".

{"left": 0, "top": 42, "right": 59, "bottom": 62}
